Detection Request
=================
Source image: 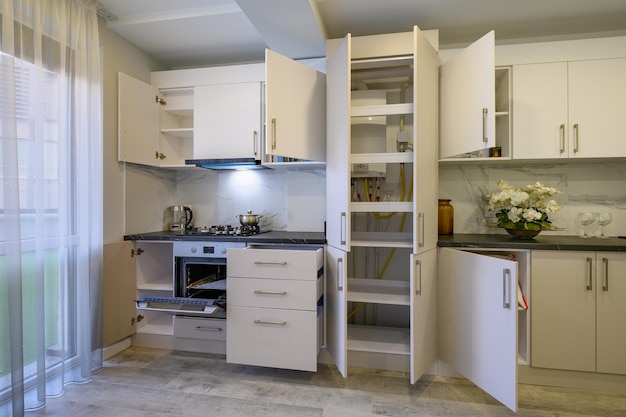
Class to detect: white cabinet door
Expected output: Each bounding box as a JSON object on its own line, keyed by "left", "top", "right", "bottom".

{"left": 439, "top": 248, "right": 518, "bottom": 412}
{"left": 325, "top": 245, "right": 348, "bottom": 377}
{"left": 265, "top": 49, "right": 326, "bottom": 162}
{"left": 118, "top": 72, "right": 161, "bottom": 166}
{"left": 410, "top": 249, "right": 437, "bottom": 383}
{"left": 413, "top": 28, "right": 439, "bottom": 252}
{"left": 325, "top": 35, "right": 351, "bottom": 251}
{"left": 439, "top": 31, "right": 495, "bottom": 159}
{"left": 512, "top": 62, "right": 569, "bottom": 159}
{"left": 193, "top": 82, "right": 261, "bottom": 160}
{"left": 596, "top": 252, "right": 626, "bottom": 375}
{"left": 531, "top": 250, "right": 596, "bottom": 372}
{"left": 568, "top": 58, "right": 626, "bottom": 158}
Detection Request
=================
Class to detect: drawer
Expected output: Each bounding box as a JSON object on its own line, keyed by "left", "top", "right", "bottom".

{"left": 226, "top": 306, "right": 318, "bottom": 372}
{"left": 173, "top": 316, "right": 226, "bottom": 341}
{"left": 228, "top": 277, "right": 321, "bottom": 310}
{"left": 227, "top": 247, "right": 323, "bottom": 280}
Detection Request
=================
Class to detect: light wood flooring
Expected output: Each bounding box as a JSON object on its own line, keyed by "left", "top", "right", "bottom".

{"left": 25, "top": 347, "right": 626, "bottom": 416}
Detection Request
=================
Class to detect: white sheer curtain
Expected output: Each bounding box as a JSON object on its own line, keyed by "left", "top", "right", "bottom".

{"left": 0, "top": 0, "right": 103, "bottom": 415}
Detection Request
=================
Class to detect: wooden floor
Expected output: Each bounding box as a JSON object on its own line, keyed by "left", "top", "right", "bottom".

{"left": 24, "top": 347, "right": 626, "bottom": 416}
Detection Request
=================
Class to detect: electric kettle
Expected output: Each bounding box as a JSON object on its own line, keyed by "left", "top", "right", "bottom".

{"left": 167, "top": 205, "right": 193, "bottom": 231}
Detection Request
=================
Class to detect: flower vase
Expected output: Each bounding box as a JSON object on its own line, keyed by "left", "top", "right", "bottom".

{"left": 505, "top": 228, "right": 541, "bottom": 239}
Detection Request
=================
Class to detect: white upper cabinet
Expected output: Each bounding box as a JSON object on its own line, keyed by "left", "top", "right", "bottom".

{"left": 512, "top": 62, "right": 568, "bottom": 159}
{"left": 439, "top": 31, "right": 496, "bottom": 159}
{"left": 264, "top": 49, "right": 326, "bottom": 165}
{"left": 568, "top": 58, "right": 626, "bottom": 158}
{"left": 193, "top": 82, "right": 262, "bottom": 160}
{"left": 118, "top": 72, "right": 192, "bottom": 167}
{"left": 513, "top": 58, "right": 626, "bottom": 159}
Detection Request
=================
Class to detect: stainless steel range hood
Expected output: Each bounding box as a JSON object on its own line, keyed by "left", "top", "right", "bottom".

{"left": 185, "top": 158, "right": 269, "bottom": 170}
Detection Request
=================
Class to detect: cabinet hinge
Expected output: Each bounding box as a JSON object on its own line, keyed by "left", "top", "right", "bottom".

{"left": 155, "top": 96, "right": 166, "bottom": 106}
{"left": 131, "top": 248, "right": 144, "bottom": 257}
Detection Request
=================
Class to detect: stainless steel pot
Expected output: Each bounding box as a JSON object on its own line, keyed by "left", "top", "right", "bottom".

{"left": 236, "top": 210, "right": 262, "bottom": 226}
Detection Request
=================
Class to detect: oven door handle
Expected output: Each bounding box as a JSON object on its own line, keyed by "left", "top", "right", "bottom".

{"left": 194, "top": 326, "right": 223, "bottom": 332}
{"left": 254, "top": 260, "right": 287, "bottom": 265}
{"left": 254, "top": 290, "right": 287, "bottom": 295}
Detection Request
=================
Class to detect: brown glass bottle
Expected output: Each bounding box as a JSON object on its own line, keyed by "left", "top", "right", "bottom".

{"left": 438, "top": 199, "right": 454, "bottom": 235}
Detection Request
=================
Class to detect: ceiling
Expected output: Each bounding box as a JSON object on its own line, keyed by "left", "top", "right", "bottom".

{"left": 97, "top": 0, "right": 626, "bottom": 69}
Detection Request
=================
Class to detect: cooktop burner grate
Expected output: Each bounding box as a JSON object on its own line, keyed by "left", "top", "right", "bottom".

{"left": 190, "top": 224, "right": 264, "bottom": 236}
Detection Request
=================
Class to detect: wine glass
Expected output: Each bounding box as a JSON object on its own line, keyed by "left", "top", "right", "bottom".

{"left": 576, "top": 212, "right": 596, "bottom": 238}
{"left": 597, "top": 212, "right": 613, "bottom": 239}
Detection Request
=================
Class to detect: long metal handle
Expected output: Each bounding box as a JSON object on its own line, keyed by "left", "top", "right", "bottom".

{"left": 602, "top": 257, "right": 609, "bottom": 291}
{"left": 337, "top": 257, "right": 344, "bottom": 291}
{"left": 503, "top": 269, "right": 511, "bottom": 309}
{"left": 254, "top": 319, "right": 286, "bottom": 326}
{"left": 482, "top": 108, "right": 488, "bottom": 142}
{"left": 271, "top": 118, "right": 277, "bottom": 149}
{"left": 254, "top": 290, "right": 287, "bottom": 295}
{"left": 194, "top": 326, "right": 223, "bottom": 332}
{"left": 416, "top": 259, "right": 422, "bottom": 295}
{"left": 253, "top": 130, "right": 258, "bottom": 156}
{"left": 254, "top": 260, "right": 287, "bottom": 265}
{"left": 418, "top": 212, "right": 425, "bottom": 248}
{"left": 559, "top": 124, "right": 565, "bottom": 153}
{"left": 586, "top": 257, "right": 593, "bottom": 290}
{"left": 573, "top": 123, "right": 579, "bottom": 153}
{"left": 340, "top": 212, "right": 347, "bottom": 246}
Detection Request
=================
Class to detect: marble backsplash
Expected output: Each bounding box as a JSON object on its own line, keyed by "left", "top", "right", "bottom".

{"left": 123, "top": 163, "right": 326, "bottom": 234}
{"left": 439, "top": 161, "right": 626, "bottom": 238}
{"left": 123, "top": 160, "right": 625, "bottom": 239}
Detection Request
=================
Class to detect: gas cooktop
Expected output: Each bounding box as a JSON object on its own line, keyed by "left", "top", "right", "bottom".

{"left": 186, "top": 225, "right": 265, "bottom": 237}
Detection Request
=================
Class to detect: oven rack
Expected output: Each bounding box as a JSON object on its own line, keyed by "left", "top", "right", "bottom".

{"left": 136, "top": 295, "right": 224, "bottom": 315}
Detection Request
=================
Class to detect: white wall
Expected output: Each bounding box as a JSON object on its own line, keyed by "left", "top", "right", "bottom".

{"left": 438, "top": 161, "right": 626, "bottom": 237}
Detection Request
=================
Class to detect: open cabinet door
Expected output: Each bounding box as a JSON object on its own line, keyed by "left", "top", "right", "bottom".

{"left": 325, "top": 34, "right": 351, "bottom": 252}
{"left": 325, "top": 245, "right": 348, "bottom": 377}
{"left": 439, "top": 31, "right": 495, "bottom": 159}
{"left": 265, "top": 49, "right": 326, "bottom": 162}
{"left": 410, "top": 249, "right": 438, "bottom": 383}
{"left": 438, "top": 248, "right": 518, "bottom": 412}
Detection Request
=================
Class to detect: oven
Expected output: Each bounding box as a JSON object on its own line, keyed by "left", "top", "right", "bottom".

{"left": 172, "top": 241, "right": 245, "bottom": 317}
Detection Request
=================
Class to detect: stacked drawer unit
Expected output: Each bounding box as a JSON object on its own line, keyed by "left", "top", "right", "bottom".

{"left": 226, "top": 246, "right": 324, "bottom": 372}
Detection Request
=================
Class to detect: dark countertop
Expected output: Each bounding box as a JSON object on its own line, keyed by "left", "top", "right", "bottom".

{"left": 124, "top": 230, "right": 326, "bottom": 245}
{"left": 437, "top": 233, "right": 626, "bottom": 252}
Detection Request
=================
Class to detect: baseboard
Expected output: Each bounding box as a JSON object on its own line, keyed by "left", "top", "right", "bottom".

{"left": 103, "top": 337, "right": 132, "bottom": 360}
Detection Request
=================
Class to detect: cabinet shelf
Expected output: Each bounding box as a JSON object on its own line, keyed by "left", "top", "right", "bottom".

{"left": 351, "top": 103, "right": 414, "bottom": 118}
{"left": 348, "top": 278, "right": 410, "bottom": 305}
{"left": 136, "top": 315, "right": 173, "bottom": 336}
{"left": 350, "top": 201, "right": 412, "bottom": 213}
{"left": 350, "top": 232, "right": 413, "bottom": 248}
{"left": 350, "top": 152, "right": 414, "bottom": 164}
{"left": 347, "top": 324, "right": 410, "bottom": 355}
{"left": 161, "top": 127, "right": 193, "bottom": 139}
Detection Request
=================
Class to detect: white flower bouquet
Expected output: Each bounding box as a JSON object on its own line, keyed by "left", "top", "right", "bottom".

{"left": 487, "top": 180, "right": 562, "bottom": 231}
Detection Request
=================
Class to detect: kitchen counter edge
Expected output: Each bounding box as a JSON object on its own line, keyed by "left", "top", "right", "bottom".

{"left": 437, "top": 233, "right": 626, "bottom": 251}
{"left": 124, "top": 230, "right": 326, "bottom": 245}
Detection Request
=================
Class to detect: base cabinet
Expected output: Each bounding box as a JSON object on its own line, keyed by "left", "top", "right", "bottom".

{"left": 226, "top": 246, "right": 324, "bottom": 372}
{"left": 531, "top": 250, "right": 626, "bottom": 375}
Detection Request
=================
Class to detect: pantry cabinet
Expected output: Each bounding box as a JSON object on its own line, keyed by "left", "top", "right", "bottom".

{"left": 531, "top": 250, "right": 626, "bottom": 375}
{"left": 325, "top": 26, "right": 439, "bottom": 383}
{"left": 226, "top": 246, "right": 324, "bottom": 372}
{"left": 513, "top": 58, "right": 626, "bottom": 159}
{"left": 438, "top": 248, "right": 531, "bottom": 413}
